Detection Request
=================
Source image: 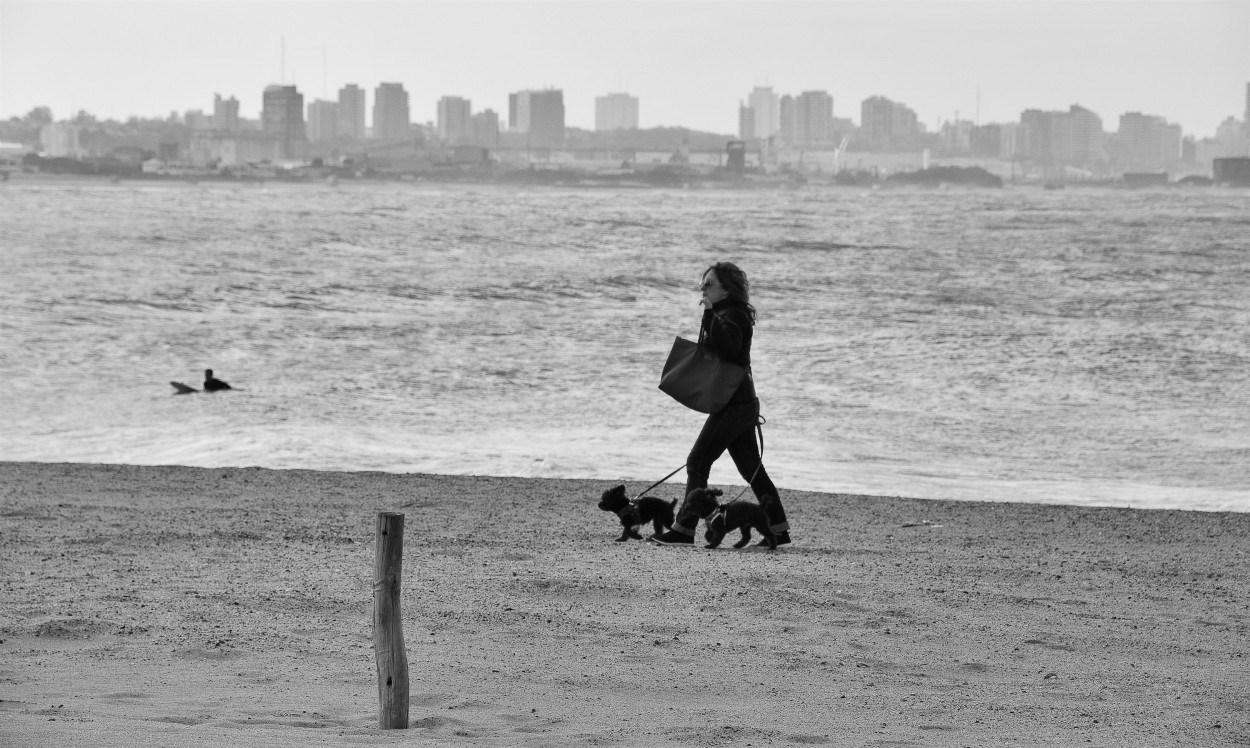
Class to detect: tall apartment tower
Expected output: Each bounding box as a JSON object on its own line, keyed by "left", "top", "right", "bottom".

{"left": 595, "top": 92, "right": 639, "bottom": 131}
{"left": 795, "top": 91, "right": 834, "bottom": 145}
{"left": 261, "top": 84, "right": 307, "bottom": 158}
{"left": 437, "top": 96, "right": 473, "bottom": 143}
{"left": 509, "top": 89, "right": 565, "bottom": 149}
{"left": 373, "top": 82, "right": 411, "bottom": 142}
{"left": 1117, "top": 112, "right": 1182, "bottom": 171}
{"left": 747, "top": 87, "right": 779, "bottom": 140}
{"left": 1067, "top": 104, "right": 1105, "bottom": 166}
{"left": 738, "top": 103, "right": 756, "bottom": 141}
{"left": 779, "top": 95, "right": 796, "bottom": 145}
{"left": 213, "top": 94, "right": 239, "bottom": 132}
{"left": 471, "top": 109, "right": 500, "bottom": 148}
{"left": 861, "top": 96, "right": 920, "bottom": 147}
{"left": 1244, "top": 82, "right": 1250, "bottom": 152}
{"left": 307, "top": 100, "right": 339, "bottom": 143}
{"left": 337, "top": 84, "right": 367, "bottom": 140}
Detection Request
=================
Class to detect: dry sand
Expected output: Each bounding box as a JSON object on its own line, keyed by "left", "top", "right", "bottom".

{"left": 1, "top": 462, "right": 1246, "bottom": 747}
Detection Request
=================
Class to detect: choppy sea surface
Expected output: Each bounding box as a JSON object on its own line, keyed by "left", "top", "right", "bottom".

{"left": 1, "top": 180, "right": 1247, "bottom": 512}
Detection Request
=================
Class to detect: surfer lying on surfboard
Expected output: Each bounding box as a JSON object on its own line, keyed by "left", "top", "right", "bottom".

{"left": 171, "top": 369, "right": 233, "bottom": 394}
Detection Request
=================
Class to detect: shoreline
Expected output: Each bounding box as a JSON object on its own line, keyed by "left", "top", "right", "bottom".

{"left": 2, "top": 461, "right": 1247, "bottom": 746}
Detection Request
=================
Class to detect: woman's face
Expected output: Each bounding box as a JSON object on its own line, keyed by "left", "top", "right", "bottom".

{"left": 700, "top": 269, "right": 728, "bottom": 307}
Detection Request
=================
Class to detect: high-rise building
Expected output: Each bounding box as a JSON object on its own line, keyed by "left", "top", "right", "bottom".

{"left": 1206, "top": 117, "right": 1248, "bottom": 160}
{"left": 794, "top": 90, "right": 834, "bottom": 145}
{"left": 472, "top": 109, "right": 500, "bottom": 148}
{"left": 307, "top": 100, "right": 339, "bottom": 143}
{"left": 941, "top": 120, "right": 975, "bottom": 153}
{"left": 261, "top": 84, "right": 307, "bottom": 159}
{"left": 437, "top": 96, "right": 473, "bottom": 144}
{"left": 970, "top": 123, "right": 1002, "bottom": 158}
{"left": 1117, "top": 112, "right": 1182, "bottom": 171}
{"left": 1068, "top": 104, "right": 1105, "bottom": 166}
{"left": 747, "top": 87, "right": 779, "bottom": 140}
{"left": 185, "top": 110, "right": 214, "bottom": 130}
{"left": 779, "top": 96, "right": 796, "bottom": 146}
{"left": 337, "top": 84, "right": 367, "bottom": 140}
{"left": 373, "top": 82, "right": 411, "bottom": 142}
{"left": 508, "top": 89, "right": 565, "bottom": 149}
{"left": 861, "top": 96, "right": 920, "bottom": 148}
{"left": 1243, "top": 82, "right": 1250, "bottom": 152}
{"left": 595, "top": 92, "right": 639, "bottom": 131}
{"left": 738, "top": 103, "right": 755, "bottom": 141}
{"left": 213, "top": 94, "right": 239, "bottom": 132}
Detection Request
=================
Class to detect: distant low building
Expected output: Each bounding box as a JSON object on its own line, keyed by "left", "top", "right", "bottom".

{"left": 0, "top": 141, "right": 29, "bottom": 174}
{"left": 40, "top": 122, "right": 84, "bottom": 158}
{"left": 190, "top": 130, "right": 284, "bottom": 167}
{"left": 1214, "top": 157, "right": 1250, "bottom": 186}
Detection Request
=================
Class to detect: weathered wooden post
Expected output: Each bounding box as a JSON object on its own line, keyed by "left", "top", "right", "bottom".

{"left": 373, "top": 512, "right": 409, "bottom": 729}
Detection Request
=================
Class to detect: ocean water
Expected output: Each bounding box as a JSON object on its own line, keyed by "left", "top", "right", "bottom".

{"left": 1, "top": 180, "right": 1247, "bottom": 512}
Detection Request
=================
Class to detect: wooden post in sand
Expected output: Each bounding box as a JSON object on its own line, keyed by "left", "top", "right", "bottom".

{"left": 373, "top": 512, "right": 409, "bottom": 729}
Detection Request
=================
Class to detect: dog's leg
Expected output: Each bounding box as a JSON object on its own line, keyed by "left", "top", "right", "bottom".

{"left": 757, "top": 522, "right": 778, "bottom": 550}
{"left": 732, "top": 528, "right": 753, "bottom": 549}
{"left": 616, "top": 528, "right": 631, "bottom": 542}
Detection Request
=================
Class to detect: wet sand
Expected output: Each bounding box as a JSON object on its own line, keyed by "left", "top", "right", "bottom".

{"left": 1, "top": 462, "right": 1247, "bottom": 747}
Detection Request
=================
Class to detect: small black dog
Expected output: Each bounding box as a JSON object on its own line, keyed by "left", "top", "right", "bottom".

{"left": 597, "top": 485, "right": 677, "bottom": 542}
{"left": 685, "top": 487, "right": 778, "bottom": 550}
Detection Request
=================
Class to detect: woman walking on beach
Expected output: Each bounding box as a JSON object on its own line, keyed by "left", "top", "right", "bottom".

{"left": 651, "top": 262, "right": 790, "bottom": 546}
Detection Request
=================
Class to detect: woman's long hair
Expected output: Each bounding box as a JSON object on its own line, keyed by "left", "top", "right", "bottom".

{"left": 706, "top": 262, "right": 757, "bottom": 325}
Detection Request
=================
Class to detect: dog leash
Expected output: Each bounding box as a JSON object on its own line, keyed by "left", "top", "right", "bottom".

{"left": 629, "top": 463, "right": 686, "bottom": 503}
{"left": 727, "top": 414, "right": 765, "bottom": 502}
{"left": 632, "top": 413, "right": 766, "bottom": 503}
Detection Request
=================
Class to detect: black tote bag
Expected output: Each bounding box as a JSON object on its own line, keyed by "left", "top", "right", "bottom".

{"left": 658, "top": 336, "right": 747, "bottom": 414}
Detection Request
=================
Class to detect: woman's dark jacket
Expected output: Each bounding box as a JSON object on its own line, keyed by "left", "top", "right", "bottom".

{"left": 700, "top": 298, "right": 757, "bottom": 407}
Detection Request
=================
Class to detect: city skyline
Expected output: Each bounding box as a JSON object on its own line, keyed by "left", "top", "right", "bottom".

{"left": 2, "top": 1, "right": 1247, "bottom": 140}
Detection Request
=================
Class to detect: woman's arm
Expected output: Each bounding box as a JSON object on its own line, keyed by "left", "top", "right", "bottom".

{"left": 702, "top": 309, "right": 746, "bottom": 362}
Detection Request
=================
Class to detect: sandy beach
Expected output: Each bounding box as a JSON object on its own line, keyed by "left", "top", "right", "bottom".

{"left": 1, "top": 462, "right": 1246, "bottom": 747}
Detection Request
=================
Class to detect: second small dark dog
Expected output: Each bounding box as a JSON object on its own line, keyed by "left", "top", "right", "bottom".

{"left": 685, "top": 487, "right": 778, "bottom": 550}
{"left": 597, "top": 485, "right": 677, "bottom": 541}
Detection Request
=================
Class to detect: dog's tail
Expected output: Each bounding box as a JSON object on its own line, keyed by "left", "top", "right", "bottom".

{"left": 667, "top": 498, "right": 677, "bottom": 510}
{"left": 759, "top": 493, "right": 778, "bottom": 511}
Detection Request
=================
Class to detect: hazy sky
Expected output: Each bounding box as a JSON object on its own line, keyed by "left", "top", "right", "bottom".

{"left": 2, "top": 0, "right": 1247, "bottom": 138}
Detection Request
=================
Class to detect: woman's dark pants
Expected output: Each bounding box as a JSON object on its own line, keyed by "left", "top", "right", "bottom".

{"left": 671, "top": 398, "right": 788, "bottom": 536}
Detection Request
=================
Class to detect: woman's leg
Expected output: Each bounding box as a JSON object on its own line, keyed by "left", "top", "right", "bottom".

{"left": 724, "top": 412, "right": 789, "bottom": 536}
{"left": 658, "top": 402, "right": 757, "bottom": 541}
